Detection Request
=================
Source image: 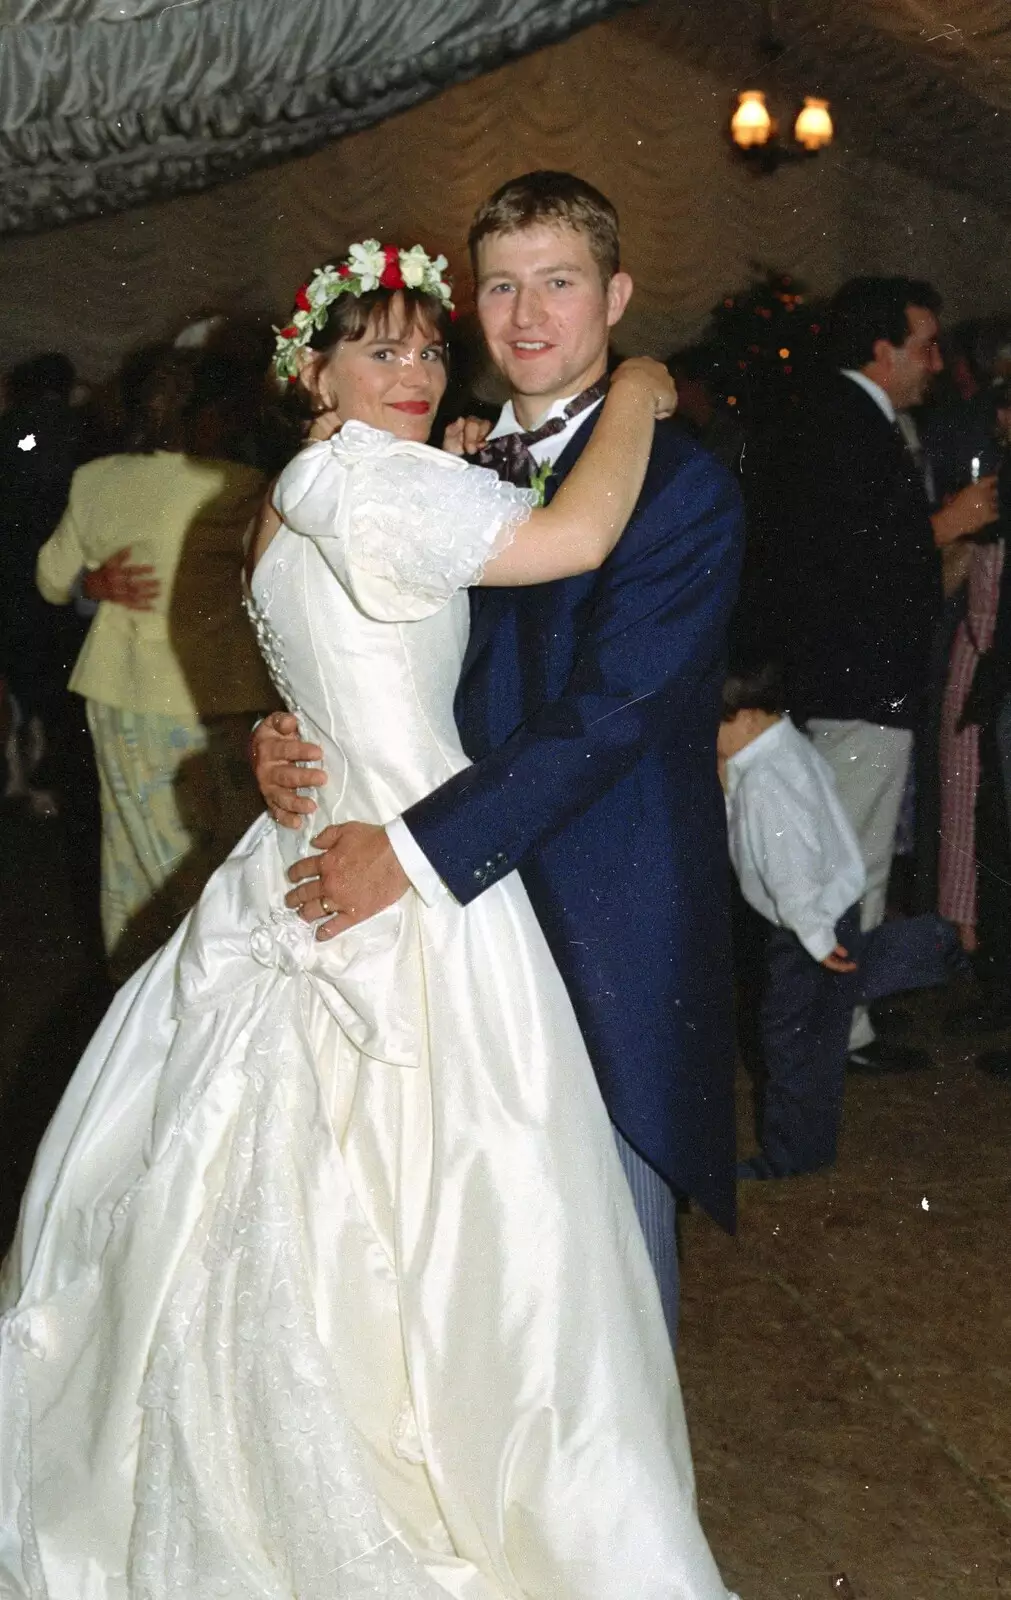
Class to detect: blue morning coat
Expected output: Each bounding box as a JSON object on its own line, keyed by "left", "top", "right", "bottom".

{"left": 405, "top": 415, "right": 743, "bottom": 1231}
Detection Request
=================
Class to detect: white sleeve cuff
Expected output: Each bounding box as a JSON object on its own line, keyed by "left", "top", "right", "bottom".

{"left": 386, "top": 817, "right": 447, "bottom": 907}
{"left": 70, "top": 569, "right": 98, "bottom": 618}
{"left": 796, "top": 924, "right": 838, "bottom": 964}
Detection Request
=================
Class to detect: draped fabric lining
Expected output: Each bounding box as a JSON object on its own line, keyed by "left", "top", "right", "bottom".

{"left": 0, "top": 0, "right": 1008, "bottom": 382}
{"left": 0, "top": 0, "right": 646, "bottom": 233}
{"left": 3, "top": 0, "right": 1011, "bottom": 235}
{"left": 628, "top": 0, "right": 1011, "bottom": 214}
{"left": 861, "top": 0, "right": 1011, "bottom": 112}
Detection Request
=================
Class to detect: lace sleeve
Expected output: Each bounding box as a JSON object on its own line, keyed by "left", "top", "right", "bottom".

{"left": 273, "top": 423, "right": 536, "bottom": 621}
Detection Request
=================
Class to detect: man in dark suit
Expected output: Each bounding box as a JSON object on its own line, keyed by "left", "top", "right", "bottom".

{"left": 253, "top": 173, "right": 743, "bottom": 1339}
{"left": 750, "top": 276, "right": 997, "bottom": 1073}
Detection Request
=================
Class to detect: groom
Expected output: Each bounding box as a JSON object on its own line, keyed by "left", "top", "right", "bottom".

{"left": 252, "top": 172, "right": 743, "bottom": 1337}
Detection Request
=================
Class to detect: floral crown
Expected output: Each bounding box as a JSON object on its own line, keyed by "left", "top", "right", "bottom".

{"left": 272, "top": 240, "right": 454, "bottom": 384}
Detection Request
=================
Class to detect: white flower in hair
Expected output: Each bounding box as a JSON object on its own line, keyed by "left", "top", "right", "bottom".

{"left": 307, "top": 267, "right": 341, "bottom": 307}
{"left": 399, "top": 245, "right": 431, "bottom": 289}
{"left": 427, "top": 255, "right": 452, "bottom": 303}
{"left": 347, "top": 240, "right": 386, "bottom": 291}
{"left": 272, "top": 240, "right": 454, "bottom": 385}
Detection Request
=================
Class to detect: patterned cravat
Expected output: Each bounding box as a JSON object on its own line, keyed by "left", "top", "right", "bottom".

{"left": 470, "top": 376, "right": 610, "bottom": 487}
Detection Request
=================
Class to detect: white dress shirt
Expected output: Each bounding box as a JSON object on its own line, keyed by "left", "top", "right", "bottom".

{"left": 725, "top": 716, "right": 867, "bottom": 963}
{"left": 483, "top": 393, "right": 605, "bottom": 458}
{"left": 386, "top": 392, "right": 605, "bottom": 904}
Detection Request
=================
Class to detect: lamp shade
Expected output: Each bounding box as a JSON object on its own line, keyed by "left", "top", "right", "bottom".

{"left": 731, "top": 91, "right": 772, "bottom": 149}
{"left": 793, "top": 97, "right": 833, "bottom": 152}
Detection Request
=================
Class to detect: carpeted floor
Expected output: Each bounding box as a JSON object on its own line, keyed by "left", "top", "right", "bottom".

{"left": 681, "top": 993, "right": 1011, "bottom": 1599}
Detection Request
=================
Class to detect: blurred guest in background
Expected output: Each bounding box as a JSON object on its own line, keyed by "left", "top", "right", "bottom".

{"left": 36, "top": 348, "right": 277, "bottom": 979}
{"left": 941, "top": 381, "right": 1011, "bottom": 1052}
{"left": 934, "top": 388, "right": 1009, "bottom": 960}
{"left": 752, "top": 276, "right": 996, "bottom": 1074}
{"left": 666, "top": 344, "right": 745, "bottom": 472}
{"left": 0, "top": 353, "right": 92, "bottom": 814}
{"left": 721, "top": 660, "right": 958, "bottom": 1179}
{"left": 992, "top": 386, "right": 1011, "bottom": 841}
{"left": 925, "top": 316, "right": 1011, "bottom": 499}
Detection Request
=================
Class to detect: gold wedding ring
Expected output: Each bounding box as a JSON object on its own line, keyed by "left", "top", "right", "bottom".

{"left": 320, "top": 897, "right": 335, "bottom": 916}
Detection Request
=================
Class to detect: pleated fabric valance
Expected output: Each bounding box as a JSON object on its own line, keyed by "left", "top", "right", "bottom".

{"left": 0, "top": 0, "right": 644, "bottom": 234}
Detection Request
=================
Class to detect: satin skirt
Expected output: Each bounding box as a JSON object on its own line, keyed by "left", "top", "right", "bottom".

{"left": 0, "top": 814, "right": 731, "bottom": 1600}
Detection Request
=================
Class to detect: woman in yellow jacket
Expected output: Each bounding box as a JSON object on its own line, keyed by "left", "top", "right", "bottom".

{"left": 38, "top": 350, "right": 277, "bottom": 977}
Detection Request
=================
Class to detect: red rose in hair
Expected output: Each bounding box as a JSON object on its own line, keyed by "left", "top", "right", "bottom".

{"left": 294, "top": 284, "right": 311, "bottom": 312}
{"left": 380, "top": 245, "right": 405, "bottom": 290}
{"left": 338, "top": 264, "right": 351, "bottom": 278}
{"left": 279, "top": 324, "right": 299, "bottom": 338}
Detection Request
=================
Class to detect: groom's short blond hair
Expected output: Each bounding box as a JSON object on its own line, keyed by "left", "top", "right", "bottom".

{"left": 468, "top": 172, "right": 620, "bottom": 289}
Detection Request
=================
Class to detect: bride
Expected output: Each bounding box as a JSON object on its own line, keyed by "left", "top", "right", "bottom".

{"left": 0, "top": 243, "right": 737, "bottom": 1600}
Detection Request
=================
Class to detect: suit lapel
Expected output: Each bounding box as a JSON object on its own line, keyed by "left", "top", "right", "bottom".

{"left": 464, "top": 408, "right": 600, "bottom": 665}
{"left": 542, "top": 410, "right": 597, "bottom": 503}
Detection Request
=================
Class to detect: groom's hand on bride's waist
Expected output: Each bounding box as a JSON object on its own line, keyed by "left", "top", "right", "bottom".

{"left": 250, "top": 711, "right": 327, "bottom": 827}
{"left": 285, "top": 821, "right": 410, "bottom": 940}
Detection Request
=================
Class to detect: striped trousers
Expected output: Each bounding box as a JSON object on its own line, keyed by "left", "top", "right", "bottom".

{"left": 613, "top": 1125, "right": 679, "bottom": 1347}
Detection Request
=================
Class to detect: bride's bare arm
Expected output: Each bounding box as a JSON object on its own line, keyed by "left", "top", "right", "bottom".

{"left": 479, "top": 358, "right": 676, "bottom": 587}
{"left": 243, "top": 491, "right": 282, "bottom": 586}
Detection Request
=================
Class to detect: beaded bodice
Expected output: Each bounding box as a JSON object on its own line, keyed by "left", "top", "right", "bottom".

{"left": 242, "top": 425, "right": 533, "bottom": 866}
{"left": 246, "top": 527, "right": 471, "bottom": 857}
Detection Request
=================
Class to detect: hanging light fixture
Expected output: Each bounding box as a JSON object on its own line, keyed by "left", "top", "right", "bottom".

{"left": 730, "top": 91, "right": 773, "bottom": 150}
{"left": 729, "top": 2, "right": 833, "bottom": 173}
{"left": 729, "top": 89, "right": 833, "bottom": 172}
{"left": 793, "top": 97, "right": 833, "bottom": 153}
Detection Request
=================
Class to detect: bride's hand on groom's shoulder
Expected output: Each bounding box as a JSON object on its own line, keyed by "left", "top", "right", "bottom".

{"left": 612, "top": 357, "right": 678, "bottom": 419}
{"left": 442, "top": 415, "right": 492, "bottom": 457}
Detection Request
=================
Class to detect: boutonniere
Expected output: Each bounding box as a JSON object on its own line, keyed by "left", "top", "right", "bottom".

{"left": 529, "top": 460, "right": 554, "bottom": 506}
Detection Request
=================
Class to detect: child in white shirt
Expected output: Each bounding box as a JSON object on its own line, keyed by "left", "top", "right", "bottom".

{"left": 720, "top": 662, "right": 956, "bottom": 1179}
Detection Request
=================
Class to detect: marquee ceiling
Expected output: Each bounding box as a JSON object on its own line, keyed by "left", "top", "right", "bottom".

{"left": 2, "top": 0, "right": 1010, "bottom": 236}
{"left": 0, "top": 0, "right": 646, "bottom": 234}
{"left": 635, "top": 0, "right": 1011, "bottom": 212}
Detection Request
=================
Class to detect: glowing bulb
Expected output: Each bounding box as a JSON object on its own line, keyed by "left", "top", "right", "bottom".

{"left": 794, "top": 97, "right": 833, "bottom": 152}
{"left": 731, "top": 91, "right": 772, "bottom": 149}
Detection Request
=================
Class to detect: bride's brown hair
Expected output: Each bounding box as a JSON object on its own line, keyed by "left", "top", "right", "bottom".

{"left": 303, "top": 281, "right": 453, "bottom": 359}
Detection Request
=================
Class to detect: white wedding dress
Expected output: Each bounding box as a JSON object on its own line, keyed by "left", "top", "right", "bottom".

{"left": 0, "top": 424, "right": 734, "bottom": 1600}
